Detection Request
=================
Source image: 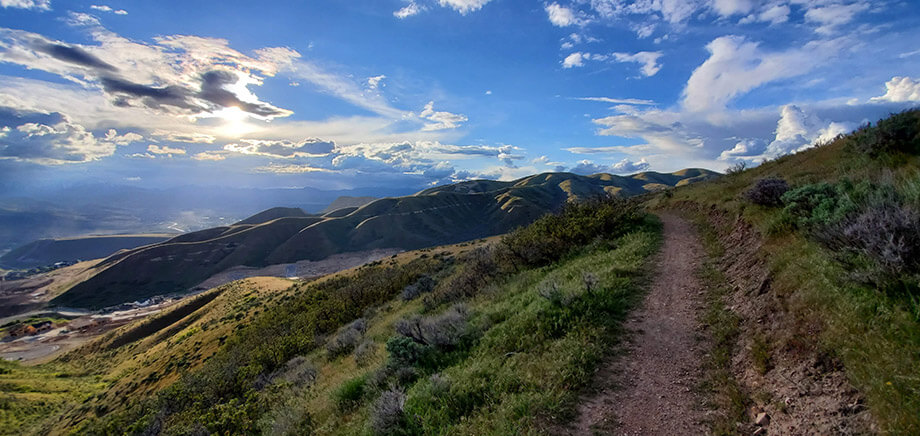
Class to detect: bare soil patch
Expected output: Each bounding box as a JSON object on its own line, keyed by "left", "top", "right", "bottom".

{"left": 564, "top": 213, "right": 707, "bottom": 435}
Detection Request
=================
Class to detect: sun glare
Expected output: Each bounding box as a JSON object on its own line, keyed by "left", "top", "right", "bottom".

{"left": 213, "top": 106, "right": 257, "bottom": 138}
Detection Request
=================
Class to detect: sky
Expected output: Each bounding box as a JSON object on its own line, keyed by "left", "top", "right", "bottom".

{"left": 0, "top": 0, "right": 919, "bottom": 193}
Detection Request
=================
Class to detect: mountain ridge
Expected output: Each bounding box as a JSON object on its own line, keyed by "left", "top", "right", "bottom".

{"left": 52, "top": 169, "right": 718, "bottom": 309}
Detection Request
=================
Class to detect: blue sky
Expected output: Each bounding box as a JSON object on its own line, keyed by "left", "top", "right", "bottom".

{"left": 0, "top": 0, "right": 919, "bottom": 192}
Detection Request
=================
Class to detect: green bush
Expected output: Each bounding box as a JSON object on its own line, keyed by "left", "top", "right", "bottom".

{"left": 848, "top": 108, "right": 920, "bottom": 156}
{"left": 334, "top": 375, "right": 368, "bottom": 411}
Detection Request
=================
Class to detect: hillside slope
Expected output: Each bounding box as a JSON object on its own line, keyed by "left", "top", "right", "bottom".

{"left": 0, "top": 235, "right": 173, "bottom": 270}
{"left": 651, "top": 109, "right": 920, "bottom": 434}
{"left": 53, "top": 170, "right": 716, "bottom": 309}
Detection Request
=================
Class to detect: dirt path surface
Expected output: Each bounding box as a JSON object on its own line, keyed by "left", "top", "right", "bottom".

{"left": 566, "top": 213, "right": 707, "bottom": 435}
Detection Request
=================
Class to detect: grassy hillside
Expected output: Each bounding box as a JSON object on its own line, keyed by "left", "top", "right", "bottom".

{"left": 652, "top": 109, "right": 920, "bottom": 434}
{"left": 55, "top": 170, "right": 714, "bottom": 309}
{"left": 3, "top": 196, "right": 660, "bottom": 435}
{"left": 0, "top": 235, "right": 173, "bottom": 270}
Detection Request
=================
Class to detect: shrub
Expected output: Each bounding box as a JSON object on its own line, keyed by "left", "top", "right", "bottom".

{"left": 279, "top": 356, "right": 317, "bottom": 387}
{"left": 744, "top": 177, "right": 790, "bottom": 207}
{"left": 499, "top": 196, "right": 643, "bottom": 269}
{"left": 385, "top": 336, "right": 426, "bottom": 367}
{"left": 401, "top": 275, "right": 435, "bottom": 301}
{"left": 537, "top": 281, "right": 572, "bottom": 307}
{"left": 816, "top": 204, "right": 920, "bottom": 281}
{"left": 370, "top": 389, "right": 407, "bottom": 436}
{"left": 326, "top": 327, "right": 362, "bottom": 358}
{"left": 327, "top": 318, "right": 367, "bottom": 358}
{"left": 334, "top": 375, "right": 367, "bottom": 411}
{"left": 354, "top": 340, "right": 378, "bottom": 367}
{"left": 582, "top": 272, "right": 599, "bottom": 295}
{"left": 848, "top": 109, "right": 920, "bottom": 156}
{"left": 781, "top": 182, "right": 845, "bottom": 230}
{"left": 395, "top": 304, "right": 471, "bottom": 349}
{"left": 725, "top": 161, "right": 747, "bottom": 175}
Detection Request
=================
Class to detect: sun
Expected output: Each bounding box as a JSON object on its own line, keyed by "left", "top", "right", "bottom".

{"left": 212, "top": 106, "right": 257, "bottom": 138}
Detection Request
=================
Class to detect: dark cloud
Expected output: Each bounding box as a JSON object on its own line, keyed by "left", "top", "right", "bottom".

{"left": 224, "top": 138, "right": 336, "bottom": 158}
{"left": 100, "top": 77, "right": 196, "bottom": 110}
{"left": 34, "top": 42, "right": 117, "bottom": 72}
{"left": 198, "top": 70, "right": 290, "bottom": 118}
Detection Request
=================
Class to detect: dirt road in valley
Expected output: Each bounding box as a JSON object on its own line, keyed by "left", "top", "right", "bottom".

{"left": 566, "top": 213, "right": 707, "bottom": 435}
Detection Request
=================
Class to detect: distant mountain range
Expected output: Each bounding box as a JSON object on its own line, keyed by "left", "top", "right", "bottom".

{"left": 0, "top": 185, "right": 415, "bottom": 254}
{"left": 52, "top": 169, "right": 718, "bottom": 309}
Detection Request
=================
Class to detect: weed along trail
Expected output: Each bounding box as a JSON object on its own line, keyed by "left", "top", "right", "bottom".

{"left": 567, "top": 213, "right": 707, "bottom": 435}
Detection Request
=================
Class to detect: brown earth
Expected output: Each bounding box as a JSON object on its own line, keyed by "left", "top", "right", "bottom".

{"left": 564, "top": 213, "right": 707, "bottom": 435}
{"left": 701, "top": 204, "right": 874, "bottom": 435}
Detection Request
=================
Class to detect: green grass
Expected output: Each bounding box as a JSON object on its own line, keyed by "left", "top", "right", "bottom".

{"left": 0, "top": 360, "right": 105, "bottom": 436}
{"left": 656, "top": 120, "right": 920, "bottom": 434}
{"left": 692, "top": 215, "right": 749, "bottom": 436}
{"left": 295, "top": 219, "right": 661, "bottom": 436}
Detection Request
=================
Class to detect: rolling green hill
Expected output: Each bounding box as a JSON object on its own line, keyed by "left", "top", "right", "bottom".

{"left": 52, "top": 170, "right": 715, "bottom": 309}
{"left": 0, "top": 235, "right": 174, "bottom": 270}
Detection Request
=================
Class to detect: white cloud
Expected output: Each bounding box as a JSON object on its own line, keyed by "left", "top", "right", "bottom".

{"left": 757, "top": 4, "right": 790, "bottom": 25}
{"left": 0, "top": 27, "right": 298, "bottom": 120}
{"left": 870, "top": 76, "right": 920, "bottom": 102}
{"left": 192, "top": 151, "right": 226, "bottom": 161}
{"left": 612, "top": 157, "right": 651, "bottom": 173}
{"left": 590, "top": 0, "right": 704, "bottom": 25}
{"left": 104, "top": 129, "right": 142, "bottom": 145}
{"left": 367, "top": 75, "right": 386, "bottom": 90}
{"left": 394, "top": 1, "right": 422, "bottom": 18}
{"left": 682, "top": 35, "right": 845, "bottom": 112}
{"left": 805, "top": 2, "right": 870, "bottom": 34}
{"left": 611, "top": 51, "right": 663, "bottom": 77}
{"left": 90, "top": 4, "right": 127, "bottom": 14}
{"left": 224, "top": 138, "right": 336, "bottom": 158}
{"left": 545, "top": 3, "right": 582, "bottom": 27}
{"left": 0, "top": 0, "right": 49, "bottom": 10}
{"left": 574, "top": 97, "right": 656, "bottom": 105}
{"left": 147, "top": 144, "right": 186, "bottom": 155}
{"left": 710, "top": 0, "right": 754, "bottom": 17}
{"left": 438, "top": 0, "right": 492, "bottom": 15}
{"left": 0, "top": 108, "right": 118, "bottom": 164}
{"left": 562, "top": 52, "right": 586, "bottom": 68}
{"left": 419, "top": 101, "right": 468, "bottom": 131}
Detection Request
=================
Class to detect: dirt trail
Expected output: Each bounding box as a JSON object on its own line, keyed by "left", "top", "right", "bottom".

{"left": 565, "top": 213, "right": 707, "bottom": 435}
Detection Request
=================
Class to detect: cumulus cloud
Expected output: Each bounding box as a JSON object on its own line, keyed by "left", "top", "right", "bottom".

{"left": 740, "top": 4, "right": 790, "bottom": 25}
{"left": 710, "top": 0, "right": 754, "bottom": 17}
{"left": 147, "top": 144, "right": 186, "bottom": 155}
{"left": 394, "top": 2, "right": 423, "bottom": 19}
{"left": 0, "top": 107, "right": 120, "bottom": 164}
{"left": 562, "top": 52, "right": 586, "bottom": 68}
{"left": 104, "top": 129, "right": 142, "bottom": 145}
{"left": 438, "top": 0, "right": 493, "bottom": 15}
{"left": 91, "top": 4, "right": 127, "bottom": 14}
{"left": 871, "top": 76, "right": 920, "bottom": 102}
{"left": 0, "top": 0, "right": 49, "bottom": 10}
{"left": 611, "top": 51, "right": 663, "bottom": 77}
{"left": 545, "top": 3, "right": 584, "bottom": 27}
{"left": 192, "top": 151, "right": 226, "bottom": 161}
{"left": 419, "top": 101, "right": 468, "bottom": 131}
{"left": 224, "top": 138, "right": 336, "bottom": 158}
{"left": 590, "top": 0, "right": 703, "bottom": 25}
{"left": 568, "top": 158, "right": 651, "bottom": 175}
{"left": 612, "top": 157, "right": 651, "bottom": 173}
{"left": 367, "top": 75, "right": 386, "bottom": 89}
